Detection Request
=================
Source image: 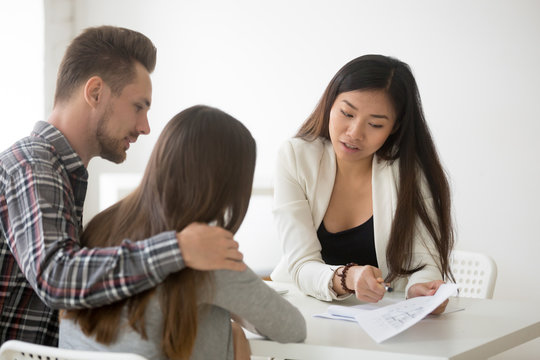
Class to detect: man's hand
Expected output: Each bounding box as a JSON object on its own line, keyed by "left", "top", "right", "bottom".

{"left": 176, "top": 222, "right": 246, "bottom": 271}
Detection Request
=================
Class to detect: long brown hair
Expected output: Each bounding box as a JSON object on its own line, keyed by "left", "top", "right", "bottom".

{"left": 64, "top": 105, "right": 256, "bottom": 359}
{"left": 298, "top": 55, "right": 454, "bottom": 284}
{"left": 55, "top": 25, "right": 157, "bottom": 104}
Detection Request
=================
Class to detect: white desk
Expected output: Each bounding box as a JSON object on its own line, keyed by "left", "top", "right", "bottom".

{"left": 248, "top": 282, "right": 540, "bottom": 359}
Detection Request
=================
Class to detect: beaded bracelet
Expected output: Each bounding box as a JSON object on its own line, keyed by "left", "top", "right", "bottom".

{"left": 337, "top": 262, "right": 358, "bottom": 294}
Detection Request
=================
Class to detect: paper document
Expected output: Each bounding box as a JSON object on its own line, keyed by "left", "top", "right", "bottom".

{"left": 314, "top": 298, "right": 401, "bottom": 322}
{"left": 314, "top": 284, "right": 461, "bottom": 342}
{"left": 354, "top": 283, "right": 458, "bottom": 343}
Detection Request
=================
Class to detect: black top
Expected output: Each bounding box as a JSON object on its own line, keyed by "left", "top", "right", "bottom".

{"left": 317, "top": 216, "right": 378, "bottom": 267}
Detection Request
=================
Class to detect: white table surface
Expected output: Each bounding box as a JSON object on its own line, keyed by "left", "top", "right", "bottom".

{"left": 247, "top": 281, "right": 540, "bottom": 360}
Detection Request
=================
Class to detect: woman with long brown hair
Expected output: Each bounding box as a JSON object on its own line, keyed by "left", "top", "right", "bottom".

{"left": 271, "top": 55, "right": 454, "bottom": 314}
{"left": 59, "top": 105, "right": 306, "bottom": 359}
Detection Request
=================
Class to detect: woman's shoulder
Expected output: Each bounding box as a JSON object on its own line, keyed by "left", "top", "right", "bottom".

{"left": 278, "top": 137, "right": 332, "bottom": 165}
{"left": 373, "top": 155, "right": 400, "bottom": 178}
{"left": 207, "top": 268, "right": 278, "bottom": 306}
{"left": 283, "top": 136, "right": 329, "bottom": 152}
{"left": 373, "top": 156, "right": 431, "bottom": 199}
{"left": 213, "top": 266, "right": 260, "bottom": 283}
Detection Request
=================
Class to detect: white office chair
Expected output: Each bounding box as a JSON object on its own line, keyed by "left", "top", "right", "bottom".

{"left": 451, "top": 249, "right": 497, "bottom": 299}
{"left": 0, "top": 340, "right": 148, "bottom": 360}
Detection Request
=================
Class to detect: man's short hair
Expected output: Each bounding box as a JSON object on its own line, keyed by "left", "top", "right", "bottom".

{"left": 54, "top": 25, "right": 157, "bottom": 104}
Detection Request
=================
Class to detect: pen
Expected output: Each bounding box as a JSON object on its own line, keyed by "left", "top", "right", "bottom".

{"left": 377, "top": 278, "right": 393, "bottom": 292}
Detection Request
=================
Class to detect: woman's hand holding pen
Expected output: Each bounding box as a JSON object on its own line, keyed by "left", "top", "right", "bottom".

{"left": 407, "top": 280, "right": 448, "bottom": 314}
{"left": 334, "top": 265, "right": 390, "bottom": 302}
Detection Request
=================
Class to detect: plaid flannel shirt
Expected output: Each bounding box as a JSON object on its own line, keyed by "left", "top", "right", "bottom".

{"left": 0, "top": 122, "right": 184, "bottom": 346}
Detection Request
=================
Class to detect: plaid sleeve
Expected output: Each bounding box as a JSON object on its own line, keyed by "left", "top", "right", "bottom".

{"left": 2, "top": 162, "right": 184, "bottom": 309}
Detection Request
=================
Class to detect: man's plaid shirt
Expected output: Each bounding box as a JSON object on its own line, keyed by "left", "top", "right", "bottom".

{"left": 0, "top": 122, "right": 184, "bottom": 346}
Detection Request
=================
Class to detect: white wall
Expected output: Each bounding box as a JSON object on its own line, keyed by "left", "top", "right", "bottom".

{"left": 0, "top": 0, "right": 44, "bottom": 147}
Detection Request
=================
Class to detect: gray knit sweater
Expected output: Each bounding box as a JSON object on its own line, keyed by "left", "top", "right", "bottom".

{"left": 59, "top": 267, "right": 306, "bottom": 359}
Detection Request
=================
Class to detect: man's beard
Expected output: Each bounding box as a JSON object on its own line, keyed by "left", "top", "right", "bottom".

{"left": 96, "top": 107, "right": 127, "bottom": 164}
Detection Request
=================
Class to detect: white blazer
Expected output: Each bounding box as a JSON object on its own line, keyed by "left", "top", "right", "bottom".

{"left": 270, "top": 137, "right": 442, "bottom": 301}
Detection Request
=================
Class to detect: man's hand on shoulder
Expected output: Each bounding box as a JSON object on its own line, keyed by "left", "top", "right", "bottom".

{"left": 176, "top": 222, "right": 246, "bottom": 271}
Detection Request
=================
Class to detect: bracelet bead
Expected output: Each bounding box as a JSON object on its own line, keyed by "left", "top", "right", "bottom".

{"left": 337, "top": 262, "right": 358, "bottom": 294}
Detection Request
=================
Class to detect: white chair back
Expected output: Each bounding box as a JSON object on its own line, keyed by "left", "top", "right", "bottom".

{"left": 451, "top": 250, "right": 497, "bottom": 299}
{"left": 0, "top": 340, "right": 148, "bottom": 360}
